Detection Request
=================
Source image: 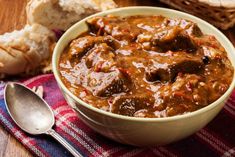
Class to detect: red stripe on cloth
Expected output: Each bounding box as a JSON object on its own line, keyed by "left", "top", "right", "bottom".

{"left": 55, "top": 126, "right": 97, "bottom": 156}
{"left": 23, "top": 74, "right": 54, "bottom": 86}
{"left": 52, "top": 104, "right": 105, "bottom": 157}
{"left": 102, "top": 147, "right": 126, "bottom": 157}
{"left": 156, "top": 147, "right": 177, "bottom": 157}
{"left": 224, "top": 105, "right": 235, "bottom": 119}
{"left": 55, "top": 113, "right": 107, "bottom": 156}
{"left": 119, "top": 148, "right": 145, "bottom": 157}
{"left": 196, "top": 132, "right": 225, "bottom": 154}
{"left": 52, "top": 102, "right": 123, "bottom": 155}
{"left": 57, "top": 120, "right": 104, "bottom": 157}
{"left": 201, "top": 129, "right": 231, "bottom": 150}
{"left": 221, "top": 147, "right": 235, "bottom": 157}
{"left": 204, "top": 109, "right": 235, "bottom": 151}
{"left": 226, "top": 100, "right": 235, "bottom": 111}
{"left": 196, "top": 128, "right": 232, "bottom": 155}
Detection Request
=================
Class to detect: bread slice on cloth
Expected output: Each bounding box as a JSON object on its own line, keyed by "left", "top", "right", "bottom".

{"left": 26, "top": 0, "right": 117, "bottom": 30}
{"left": 0, "top": 24, "right": 55, "bottom": 78}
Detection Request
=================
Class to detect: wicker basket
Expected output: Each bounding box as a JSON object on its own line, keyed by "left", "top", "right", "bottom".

{"left": 160, "top": 0, "right": 235, "bottom": 30}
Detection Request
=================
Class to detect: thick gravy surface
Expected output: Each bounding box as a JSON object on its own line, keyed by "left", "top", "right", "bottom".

{"left": 59, "top": 15, "right": 234, "bottom": 117}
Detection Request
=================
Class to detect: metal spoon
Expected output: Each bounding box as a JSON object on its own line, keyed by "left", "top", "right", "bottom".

{"left": 4, "top": 82, "right": 83, "bottom": 157}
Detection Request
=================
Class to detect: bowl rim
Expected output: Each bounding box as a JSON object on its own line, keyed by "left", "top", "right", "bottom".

{"left": 52, "top": 6, "right": 235, "bottom": 122}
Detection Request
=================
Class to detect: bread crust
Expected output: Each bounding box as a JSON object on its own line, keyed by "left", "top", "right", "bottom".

{"left": 26, "top": 0, "right": 117, "bottom": 30}
{"left": 0, "top": 24, "right": 55, "bottom": 78}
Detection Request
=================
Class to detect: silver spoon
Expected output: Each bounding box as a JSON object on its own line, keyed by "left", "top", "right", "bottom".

{"left": 4, "top": 82, "right": 83, "bottom": 157}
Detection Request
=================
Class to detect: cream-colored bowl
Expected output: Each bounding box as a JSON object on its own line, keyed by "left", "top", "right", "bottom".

{"left": 52, "top": 7, "right": 235, "bottom": 146}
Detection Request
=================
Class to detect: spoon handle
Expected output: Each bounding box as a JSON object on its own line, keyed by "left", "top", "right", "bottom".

{"left": 47, "top": 129, "right": 83, "bottom": 157}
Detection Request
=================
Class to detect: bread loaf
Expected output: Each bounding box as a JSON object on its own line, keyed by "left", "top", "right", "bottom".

{"left": 0, "top": 24, "right": 55, "bottom": 78}
{"left": 26, "top": 0, "right": 117, "bottom": 30}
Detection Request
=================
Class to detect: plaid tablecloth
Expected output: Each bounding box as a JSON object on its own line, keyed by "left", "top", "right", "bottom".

{"left": 0, "top": 74, "right": 235, "bottom": 157}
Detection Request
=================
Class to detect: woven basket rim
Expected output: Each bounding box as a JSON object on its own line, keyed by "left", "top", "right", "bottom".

{"left": 160, "top": 0, "right": 235, "bottom": 29}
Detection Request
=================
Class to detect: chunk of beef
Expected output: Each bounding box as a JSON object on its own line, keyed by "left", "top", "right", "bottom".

{"left": 153, "top": 31, "right": 197, "bottom": 52}
{"left": 87, "top": 16, "right": 124, "bottom": 35}
{"left": 85, "top": 43, "right": 116, "bottom": 72}
{"left": 154, "top": 74, "right": 208, "bottom": 116}
{"left": 165, "top": 34, "right": 196, "bottom": 52}
{"left": 137, "top": 27, "right": 179, "bottom": 43}
{"left": 110, "top": 93, "right": 155, "bottom": 116}
{"left": 137, "top": 26, "right": 197, "bottom": 52}
{"left": 87, "top": 16, "right": 142, "bottom": 41}
{"left": 163, "top": 18, "right": 203, "bottom": 37}
{"left": 86, "top": 69, "right": 132, "bottom": 97}
{"left": 185, "top": 24, "right": 203, "bottom": 37}
{"left": 68, "top": 36, "right": 115, "bottom": 59}
{"left": 145, "top": 52, "right": 204, "bottom": 82}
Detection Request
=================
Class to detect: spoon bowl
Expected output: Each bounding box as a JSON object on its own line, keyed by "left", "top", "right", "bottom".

{"left": 4, "top": 82, "right": 82, "bottom": 157}
{"left": 5, "top": 83, "right": 54, "bottom": 134}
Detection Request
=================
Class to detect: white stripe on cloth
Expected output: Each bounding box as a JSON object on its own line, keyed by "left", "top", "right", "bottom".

{"left": 56, "top": 115, "right": 104, "bottom": 156}
{"left": 0, "top": 89, "right": 4, "bottom": 99}
{"left": 52, "top": 96, "right": 177, "bottom": 157}
{"left": 226, "top": 101, "right": 235, "bottom": 110}
{"left": 59, "top": 123, "right": 99, "bottom": 156}
{"left": 196, "top": 129, "right": 231, "bottom": 154}
{"left": 151, "top": 148, "right": 166, "bottom": 157}
{"left": 119, "top": 148, "right": 144, "bottom": 157}
{"left": 157, "top": 147, "right": 177, "bottom": 157}
{"left": 64, "top": 122, "right": 107, "bottom": 157}
{"left": 224, "top": 105, "right": 235, "bottom": 116}
{"left": 56, "top": 110, "right": 150, "bottom": 157}
{"left": 0, "top": 114, "right": 46, "bottom": 157}
{"left": 54, "top": 106, "right": 106, "bottom": 156}
{"left": 55, "top": 106, "right": 157, "bottom": 157}
{"left": 196, "top": 132, "right": 225, "bottom": 154}
{"left": 55, "top": 107, "right": 154, "bottom": 157}
{"left": 200, "top": 129, "right": 230, "bottom": 150}
{"left": 102, "top": 147, "right": 126, "bottom": 157}
{"left": 0, "top": 81, "right": 5, "bottom": 88}
{"left": 222, "top": 147, "right": 235, "bottom": 157}
{"left": 228, "top": 97, "right": 235, "bottom": 104}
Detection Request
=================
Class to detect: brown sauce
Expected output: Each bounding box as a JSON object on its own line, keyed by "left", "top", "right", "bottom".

{"left": 59, "top": 15, "right": 234, "bottom": 118}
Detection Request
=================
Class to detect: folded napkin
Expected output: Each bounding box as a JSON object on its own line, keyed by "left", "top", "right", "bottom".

{"left": 0, "top": 74, "right": 235, "bottom": 157}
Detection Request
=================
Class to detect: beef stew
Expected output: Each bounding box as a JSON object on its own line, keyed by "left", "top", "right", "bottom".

{"left": 59, "top": 15, "right": 234, "bottom": 117}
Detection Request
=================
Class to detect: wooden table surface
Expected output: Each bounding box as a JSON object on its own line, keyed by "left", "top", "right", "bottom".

{"left": 0, "top": 0, "right": 235, "bottom": 157}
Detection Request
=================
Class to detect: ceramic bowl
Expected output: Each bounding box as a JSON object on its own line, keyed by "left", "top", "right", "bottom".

{"left": 52, "top": 7, "right": 235, "bottom": 146}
